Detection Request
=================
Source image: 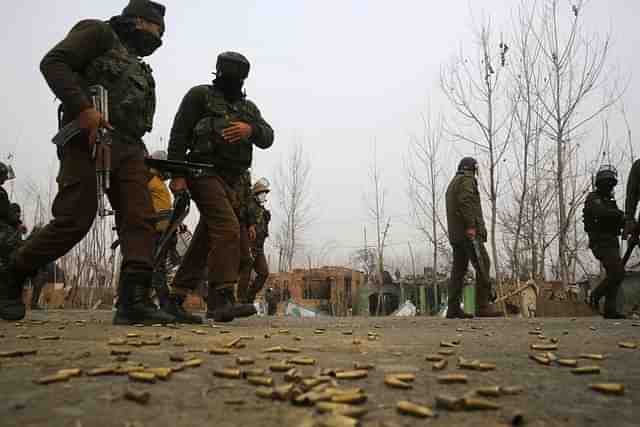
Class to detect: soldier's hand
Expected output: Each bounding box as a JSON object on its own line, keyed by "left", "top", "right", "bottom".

{"left": 248, "top": 224, "right": 257, "bottom": 241}
{"left": 77, "top": 107, "right": 112, "bottom": 146}
{"left": 465, "top": 228, "right": 477, "bottom": 240}
{"left": 623, "top": 218, "right": 637, "bottom": 240}
{"left": 222, "top": 121, "right": 252, "bottom": 144}
{"left": 170, "top": 177, "right": 188, "bottom": 194}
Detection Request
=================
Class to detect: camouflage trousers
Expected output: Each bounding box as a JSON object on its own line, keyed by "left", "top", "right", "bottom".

{"left": 0, "top": 221, "right": 21, "bottom": 275}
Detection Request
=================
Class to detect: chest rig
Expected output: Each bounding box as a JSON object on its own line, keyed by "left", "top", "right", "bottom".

{"left": 84, "top": 28, "right": 156, "bottom": 140}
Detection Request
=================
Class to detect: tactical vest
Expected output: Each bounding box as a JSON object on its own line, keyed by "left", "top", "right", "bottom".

{"left": 583, "top": 192, "right": 623, "bottom": 235}
{"left": 255, "top": 207, "right": 271, "bottom": 246}
{"left": 83, "top": 26, "right": 156, "bottom": 139}
{"left": 189, "top": 87, "right": 256, "bottom": 174}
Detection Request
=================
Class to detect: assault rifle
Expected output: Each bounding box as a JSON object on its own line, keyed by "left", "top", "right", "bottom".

{"left": 622, "top": 225, "right": 640, "bottom": 267}
{"left": 144, "top": 158, "right": 215, "bottom": 268}
{"left": 52, "top": 85, "right": 113, "bottom": 217}
{"left": 469, "top": 237, "right": 491, "bottom": 286}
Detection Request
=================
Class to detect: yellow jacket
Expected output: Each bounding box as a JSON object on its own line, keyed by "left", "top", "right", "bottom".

{"left": 148, "top": 175, "right": 172, "bottom": 232}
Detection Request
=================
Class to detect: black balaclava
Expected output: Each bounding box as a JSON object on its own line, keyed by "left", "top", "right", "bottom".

{"left": 213, "top": 52, "right": 250, "bottom": 102}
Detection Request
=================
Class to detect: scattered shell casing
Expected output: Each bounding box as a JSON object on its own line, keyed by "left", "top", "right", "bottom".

{"left": 392, "top": 373, "right": 416, "bottom": 382}
{"left": 544, "top": 352, "right": 557, "bottom": 362}
{"left": 384, "top": 376, "right": 412, "bottom": 389}
{"left": 111, "top": 349, "right": 131, "bottom": 356}
{"left": 284, "top": 368, "right": 303, "bottom": 382}
{"left": 146, "top": 368, "right": 172, "bottom": 380}
{"left": 353, "top": 362, "right": 375, "bottom": 370}
{"left": 0, "top": 349, "right": 37, "bottom": 358}
{"left": 476, "top": 363, "right": 496, "bottom": 371}
{"left": 256, "top": 387, "right": 275, "bottom": 399}
{"left": 224, "top": 337, "right": 242, "bottom": 348}
{"left": 126, "top": 333, "right": 140, "bottom": 338}
{"left": 108, "top": 338, "right": 127, "bottom": 346}
{"left": 500, "top": 385, "right": 524, "bottom": 395}
{"left": 530, "top": 344, "right": 558, "bottom": 351}
{"left": 87, "top": 366, "right": 116, "bottom": 376}
{"left": 425, "top": 354, "right": 444, "bottom": 362}
{"left": 463, "top": 398, "right": 500, "bottom": 410}
{"left": 440, "top": 341, "right": 458, "bottom": 348}
{"left": 572, "top": 366, "right": 601, "bottom": 375}
{"left": 209, "top": 347, "right": 232, "bottom": 355}
{"left": 57, "top": 368, "right": 82, "bottom": 377}
{"left": 331, "top": 392, "right": 367, "bottom": 405}
{"left": 213, "top": 368, "right": 242, "bottom": 379}
{"left": 35, "top": 373, "right": 71, "bottom": 385}
{"left": 580, "top": 353, "right": 605, "bottom": 360}
{"left": 278, "top": 329, "right": 290, "bottom": 334}
{"left": 182, "top": 358, "right": 203, "bottom": 368}
{"left": 438, "top": 349, "right": 455, "bottom": 356}
{"left": 435, "top": 394, "right": 465, "bottom": 411}
{"left": 396, "top": 401, "right": 434, "bottom": 418}
{"left": 529, "top": 354, "right": 551, "bottom": 366}
{"left": 273, "top": 384, "right": 297, "bottom": 400}
{"left": 191, "top": 329, "right": 207, "bottom": 335}
{"left": 589, "top": 383, "right": 625, "bottom": 395}
{"left": 335, "top": 370, "right": 368, "bottom": 380}
{"left": 475, "top": 386, "right": 501, "bottom": 397}
{"left": 169, "top": 353, "right": 186, "bottom": 362}
{"left": 269, "top": 362, "right": 294, "bottom": 372}
{"left": 38, "top": 335, "right": 61, "bottom": 341}
{"left": 128, "top": 372, "right": 156, "bottom": 383}
{"left": 342, "top": 330, "right": 353, "bottom": 336}
{"left": 243, "top": 368, "right": 267, "bottom": 378}
{"left": 432, "top": 359, "right": 448, "bottom": 371}
{"left": 236, "top": 357, "right": 254, "bottom": 366}
{"left": 316, "top": 414, "right": 359, "bottom": 427}
{"left": 141, "top": 340, "right": 160, "bottom": 346}
{"left": 282, "top": 347, "right": 302, "bottom": 354}
{"left": 247, "top": 376, "right": 274, "bottom": 386}
{"left": 557, "top": 359, "right": 578, "bottom": 367}
{"left": 124, "top": 388, "right": 150, "bottom": 405}
{"left": 315, "top": 402, "right": 368, "bottom": 418}
{"left": 437, "top": 374, "right": 468, "bottom": 384}
{"left": 618, "top": 342, "right": 638, "bottom": 349}
{"left": 263, "top": 346, "right": 284, "bottom": 353}
{"left": 293, "top": 391, "right": 332, "bottom": 406}
{"left": 290, "top": 356, "right": 316, "bottom": 366}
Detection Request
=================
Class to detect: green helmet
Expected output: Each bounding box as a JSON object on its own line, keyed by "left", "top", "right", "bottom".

{"left": 216, "top": 52, "right": 250, "bottom": 79}
{"left": 457, "top": 157, "right": 478, "bottom": 173}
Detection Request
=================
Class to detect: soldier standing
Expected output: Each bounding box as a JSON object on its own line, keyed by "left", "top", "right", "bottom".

{"left": 445, "top": 157, "right": 502, "bottom": 319}
{"left": 238, "top": 178, "right": 271, "bottom": 304}
{"left": 166, "top": 52, "right": 274, "bottom": 323}
{"left": 0, "top": 1, "right": 175, "bottom": 324}
{"left": 623, "top": 158, "right": 640, "bottom": 242}
{"left": 584, "top": 165, "right": 626, "bottom": 319}
{"left": 0, "top": 163, "right": 24, "bottom": 319}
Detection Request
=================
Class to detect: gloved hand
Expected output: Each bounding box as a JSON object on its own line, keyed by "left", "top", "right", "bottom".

{"left": 465, "top": 228, "right": 477, "bottom": 240}
{"left": 623, "top": 218, "right": 637, "bottom": 240}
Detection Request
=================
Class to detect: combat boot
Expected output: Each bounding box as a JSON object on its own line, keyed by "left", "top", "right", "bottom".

{"left": 0, "top": 263, "right": 28, "bottom": 321}
{"left": 446, "top": 306, "right": 473, "bottom": 319}
{"left": 113, "top": 271, "right": 175, "bottom": 325}
{"left": 603, "top": 288, "right": 626, "bottom": 319}
{"left": 164, "top": 293, "right": 203, "bottom": 324}
{"left": 588, "top": 286, "right": 605, "bottom": 313}
{"left": 476, "top": 284, "right": 503, "bottom": 318}
{"left": 206, "top": 285, "right": 236, "bottom": 323}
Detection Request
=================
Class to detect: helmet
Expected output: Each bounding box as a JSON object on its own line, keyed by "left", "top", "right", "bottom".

{"left": 216, "top": 52, "right": 250, "bottom": 79}
{"left": 0, "top": 162, "right": 15, "bottom": 182}
{"left": 150, "top": 150, "right": 167, "bottom": 160}
{"left": 457, "top": 157, "right": 478, "bottom": 173}
{"left": 122, "top": 0, "right": 166, "bottom": 34}
{"left": 253, "top": 177, "right": 271, "bottom": 195}
{"left": 594, "top": 164, "right": 618, "bottom": 187}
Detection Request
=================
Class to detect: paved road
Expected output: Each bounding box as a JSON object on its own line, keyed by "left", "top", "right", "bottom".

{"left": 0, "top": 311, "right": 638, "bottom": 427}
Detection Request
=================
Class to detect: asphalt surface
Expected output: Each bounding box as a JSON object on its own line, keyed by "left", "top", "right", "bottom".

{"left": 0, "top": 310, "right": 638, "bottom": 427}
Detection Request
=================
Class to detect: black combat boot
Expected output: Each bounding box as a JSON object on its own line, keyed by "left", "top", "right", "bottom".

{"left": 206, "top": 285, "right": 236, "bottom": 323}
{"left": 588, "top": 286, "right": 605, "bottom": 313}
{"left": 113, "top": 271, "right": 175, "bottom": 325}
{"left": 0, "top": 263, "right": 28, "bottom": 321}
{"left": 164, "top": 293, "right": 203, "bottom": 324}
{"left": 446, "top": 304, "right": 473, "bottom": 319}
{"left": 603, "top": 287, "right": 626, "bottom": 319}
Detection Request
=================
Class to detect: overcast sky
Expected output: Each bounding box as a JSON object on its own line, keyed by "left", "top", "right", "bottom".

{"left": 1, "top": 1, "right": 638, "bottom": 272}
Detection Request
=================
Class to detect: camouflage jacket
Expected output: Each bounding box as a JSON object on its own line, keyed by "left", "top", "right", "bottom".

{"left": 584, "top": 190, "right": 624, "bottom": 248}
{"left": 254, "top": 204, "right": 271, "bottom": 248}
{"left": 232, "top": 170, "right": 257, "bottom": 226}
{"left": 445, "top": 171, "right": 487, "bottom": 243}
{"left": 167, "top": 85, "right": 273, "bottom": 175}
{"left": 41, "top": 20, "right": 156, "bottom": 140}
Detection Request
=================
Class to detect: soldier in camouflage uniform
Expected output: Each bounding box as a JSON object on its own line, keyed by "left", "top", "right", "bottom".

{"left": 238, "top": 178, "right": 271, "bottom": 304}
{"left": 166, "top": 52, "right": 274, "bottom": 323}
{"left": 0, "top": 0, "right": 175, "bottom": 324}
{"left": 623, "top": 158, "right": 640, "bottom": 240}
{"left": 0, "top": 163, "right": 24, "bottom": 320}
{"left": 445, "top": 157, "right": 502, "bottom": 319}
{"left": 584, "top": 165, "right": 626, "bottom": 319}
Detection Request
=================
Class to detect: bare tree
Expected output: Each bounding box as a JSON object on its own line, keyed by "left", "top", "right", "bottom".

{"left": 364, "top": 143, "right": 391, "bottom": 315}
{"left": 406, "top": 111, "right": 448, "bottom": 304}
{"left": 273, "top": 143, "right": 313, "bottom": 272}
{"left": 533, "top": 0, "right": 624, "bottom": 285}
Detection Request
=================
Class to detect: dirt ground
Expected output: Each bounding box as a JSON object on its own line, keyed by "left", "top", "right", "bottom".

{"left": 0, "top": 311, "right": 638, "bottom": 427}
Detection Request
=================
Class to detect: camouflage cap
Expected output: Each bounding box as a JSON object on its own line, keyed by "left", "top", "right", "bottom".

{"left": 216, "top": 52, "right": 250, "bottom": 79}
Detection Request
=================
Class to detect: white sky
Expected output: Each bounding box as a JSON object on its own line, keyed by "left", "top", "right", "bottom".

{"left": 1, "top": 1, "right": 638, "bottom": 273}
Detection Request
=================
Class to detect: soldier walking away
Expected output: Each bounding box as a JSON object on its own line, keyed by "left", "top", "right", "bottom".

{"left": 0, "top": 163, "right": 25, "bottom": 320}
{"left": 445, "top": 157, "right": 502, "bottom": 319}
{"left": 166, "top": 52, "right": 274, "bottom": 323}
{"left": 0, "top": 1, "right": 175, "bottom": 324}
{"left": 238, "top": 178, "right": 271, "bottom": 305}
{"left": 584, "top": 165, "right": 626, "bottom": 319}
{"left": 147, "top": 150, "right": 173, "bottom": 307}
